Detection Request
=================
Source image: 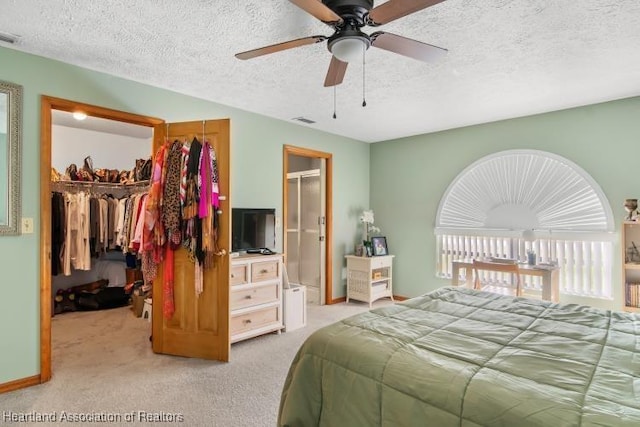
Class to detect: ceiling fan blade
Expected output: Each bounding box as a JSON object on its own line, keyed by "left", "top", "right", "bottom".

{"left": 368, "top": 0, "right": 446, "bottom": 26}
{"left": 371, "top": 31, "right": 447, "bottom": 63}
{"left": 323, "top": 56, "right": 348, "bottom": 87}
{"left": 289, "top": 0, "right": 343, "bottom": 25}
{"left": 235, "top": 36, "right": 326, "bottom": 60}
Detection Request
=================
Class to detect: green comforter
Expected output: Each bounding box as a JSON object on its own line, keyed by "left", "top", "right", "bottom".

{"left": 278, "top": 287, "right": 640, "bottom": 426}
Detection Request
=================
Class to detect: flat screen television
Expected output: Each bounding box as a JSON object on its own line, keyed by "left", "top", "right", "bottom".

{"left": 232, "top": 208, "right": 276, "bottom": 252}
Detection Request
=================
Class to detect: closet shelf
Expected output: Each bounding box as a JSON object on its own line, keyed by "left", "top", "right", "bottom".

{"left": 51, "top": 180, "right": 150, "bottom": 195}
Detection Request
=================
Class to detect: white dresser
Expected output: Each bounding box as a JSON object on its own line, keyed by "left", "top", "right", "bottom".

{"left": 230, "top": 253, "right": 284, "bottom": 343}
{"left": 345, "top": 255, "right": 395, "bottom": 308}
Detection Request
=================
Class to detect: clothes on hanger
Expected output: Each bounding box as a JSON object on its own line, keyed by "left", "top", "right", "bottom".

{"left": 140, "top": 136, "right": 222, "bottom": 319}
{"left": 51, "top": 188, "right": 148, "bottom": 276}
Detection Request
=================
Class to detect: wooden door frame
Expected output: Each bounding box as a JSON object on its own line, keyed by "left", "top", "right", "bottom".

{"left": 40, "top": 96, "right": 164, "bottom": 382}
{"left": 282, "top": 145, "right": 336, "bottom": 304}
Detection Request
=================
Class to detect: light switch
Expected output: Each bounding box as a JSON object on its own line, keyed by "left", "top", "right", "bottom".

{"left": 22, "top": 217, "right": 34, "bottom": 234}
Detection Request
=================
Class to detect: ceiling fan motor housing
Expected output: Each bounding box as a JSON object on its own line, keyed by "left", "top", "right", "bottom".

{"left": 322, "top": 0, "right": 374, "bottom": 25}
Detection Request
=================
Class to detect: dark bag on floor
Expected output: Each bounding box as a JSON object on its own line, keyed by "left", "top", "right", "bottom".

{"left": 77, "top": 287, "right": 129, "bottom": 311}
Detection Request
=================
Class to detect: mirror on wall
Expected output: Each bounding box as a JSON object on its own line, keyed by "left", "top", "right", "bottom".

{"left": 0, "top": 80, "right": 22, "bottom": 235}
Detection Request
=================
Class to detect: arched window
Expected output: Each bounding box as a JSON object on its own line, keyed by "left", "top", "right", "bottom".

{"left": 435, "top": 150, "right": 615, "bottom": 298}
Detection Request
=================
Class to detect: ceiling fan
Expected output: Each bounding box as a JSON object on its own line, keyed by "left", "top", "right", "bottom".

{"left": 235, "top": 0, "right": 448, "bottom": 87}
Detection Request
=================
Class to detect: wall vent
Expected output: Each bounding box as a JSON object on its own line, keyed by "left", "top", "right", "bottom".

{"left": 0, "top": 31, "right": 19, "bottom": 44}
{"left": 292, "top": 117, "right": 316, "bottom": 124}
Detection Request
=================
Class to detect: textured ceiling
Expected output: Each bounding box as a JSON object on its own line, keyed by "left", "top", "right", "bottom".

{"left": 1, "top": 0, "right": 639, "bottom": 143}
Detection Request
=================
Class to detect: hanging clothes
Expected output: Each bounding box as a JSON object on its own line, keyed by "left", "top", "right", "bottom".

{"left": 141, "top": 142, "right": 168, "bottom": 279}
{"left": 51, "top": 192, "right": 66, "bottom": 276}
{"left": 183, "top": 137, "right": 202, "bottom": 220}
{"left": 199, "top": 140, "right": 221, "bottom": 268}
{"left": 141, "top": 142, "right": 169, "bottom": 315}
{"left": 180, "top": 139, "right": 191, "bottom": 208}
{"left": 51, "top": 187, "right": 148, "bottom": 276}
{"left": 163, "top": 141, "right": 184, "bottom": 248}
{"left": 141, "top": 134, "right": 223, "bottom": 318}
{"left": 63, "top": 191, "right": 91, "bottom": 272}
{"left": 161, "top": 140, "right": 184, "bottom": 319}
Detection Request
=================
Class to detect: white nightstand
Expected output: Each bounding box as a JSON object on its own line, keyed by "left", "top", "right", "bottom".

{"left": 345, "top": 255, "right": 395, "bottom": 308}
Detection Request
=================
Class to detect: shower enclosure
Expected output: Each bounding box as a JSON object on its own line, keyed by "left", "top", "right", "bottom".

{"left": 286, "top": 168, "right": 325, "bottom": 304}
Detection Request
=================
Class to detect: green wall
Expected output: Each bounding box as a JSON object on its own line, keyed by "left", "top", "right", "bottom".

{"left": 371, "top": 96, "right": 640, "bottom": 310}
{"left": 0, "top": 46, "right": 370, "bottom": 384}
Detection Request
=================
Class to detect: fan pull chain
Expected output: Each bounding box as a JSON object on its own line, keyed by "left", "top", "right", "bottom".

{"left": 362, "top": 43, "right": 367, "bottom": 107}
{"left": 333, "top": 85, "right": 337, "bottom": 119}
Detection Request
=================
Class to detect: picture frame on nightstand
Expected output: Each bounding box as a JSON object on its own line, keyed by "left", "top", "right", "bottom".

{"left": 371, "top": 236, "right": 388, "bottom": 256}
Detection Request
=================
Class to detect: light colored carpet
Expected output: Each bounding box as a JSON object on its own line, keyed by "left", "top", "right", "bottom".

{"left": 1, "top": 299, "right": 393, "bottom": 426}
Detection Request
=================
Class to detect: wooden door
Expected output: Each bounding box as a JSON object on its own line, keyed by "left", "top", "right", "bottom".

{"left": 151, "top": 119, "right": 230, "bottom": 361}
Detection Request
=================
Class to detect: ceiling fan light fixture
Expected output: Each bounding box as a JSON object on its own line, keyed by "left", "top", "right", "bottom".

{"left": 328, "top": 35, "right": 369, "bottom": 63}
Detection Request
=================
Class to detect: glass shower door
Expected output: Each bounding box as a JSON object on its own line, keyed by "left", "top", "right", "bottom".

{"left": 286, "top": 170, "right": 323, "bottom": 304}
{"left": 299, "top": 174, "right": 321, "bottom": 304}
{"left": 286, "top": 177, "right": 300, "bottom": 284}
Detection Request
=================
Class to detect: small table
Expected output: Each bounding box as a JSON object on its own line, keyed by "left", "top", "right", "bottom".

{"left": 451, "top": 259, "right": 560, "bottom": 303}
{"left": 345, "top": 255, "right": 394, "bottom": 308}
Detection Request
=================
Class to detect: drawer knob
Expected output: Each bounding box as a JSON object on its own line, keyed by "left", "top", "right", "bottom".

{"left": 231, "top": 274, "right": 235, "bottom": 278}
{"left": 245, "top": 295, "right": 252, "bottom": 299}
{"left": 243, "top": 319, "right": 252, "bottom": 324}
{"left": 260, "top": 269, "right": 268, "bottom": 274}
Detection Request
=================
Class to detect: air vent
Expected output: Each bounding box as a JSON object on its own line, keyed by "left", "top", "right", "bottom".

{"left": 292, "top": 117, "right": 316, "bottom": 124}
{"left": 0, "top": 31, "right": 19, "bottom": 44}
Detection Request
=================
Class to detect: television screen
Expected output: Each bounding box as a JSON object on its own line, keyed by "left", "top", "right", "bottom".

{"left": 232, "top": 208, "right": 276, "bottom": 252}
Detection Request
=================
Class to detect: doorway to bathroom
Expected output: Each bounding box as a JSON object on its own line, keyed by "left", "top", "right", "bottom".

{"left": 282, "top": 145, "right": 333, "bottom": 305}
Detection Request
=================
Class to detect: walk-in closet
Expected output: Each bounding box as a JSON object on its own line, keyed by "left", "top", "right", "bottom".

{"left": 42, "top": 98, "right": 232, "bottom": 382}
{"left": 50, "top": 110, "right": 154, "bottom": 363}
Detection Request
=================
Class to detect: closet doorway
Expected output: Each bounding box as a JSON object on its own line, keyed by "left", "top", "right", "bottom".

{"left": 282, "top": 145, "right": 333, "bottom": 305}
{"left": 40, "top": 97, "right": 231, "bottom": 383}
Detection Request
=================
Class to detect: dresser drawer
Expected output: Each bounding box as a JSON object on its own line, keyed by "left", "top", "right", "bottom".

{"left": 231, "top": 284, "right": 279, "bottom": 310}
{"left": 230, "top": 306, "right": 279, "bottom": 336}
{"left": 251, "top": 260, "right": 279, "bottom": 282}
{"left": 230, "top": 264, "right": 248, "bottom": 286}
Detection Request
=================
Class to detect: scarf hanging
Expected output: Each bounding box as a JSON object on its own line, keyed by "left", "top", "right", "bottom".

{"left": 195, "top": 262, "right": 204, "bottom": 296}
{"left": 163, "top": 244, "right": 175, "bottom": 319}
{"left": 162, "top": 140, "right": 183, "bottom": 248}
{"left": 141, "top": 142, "right": 168, "bottom": 284}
